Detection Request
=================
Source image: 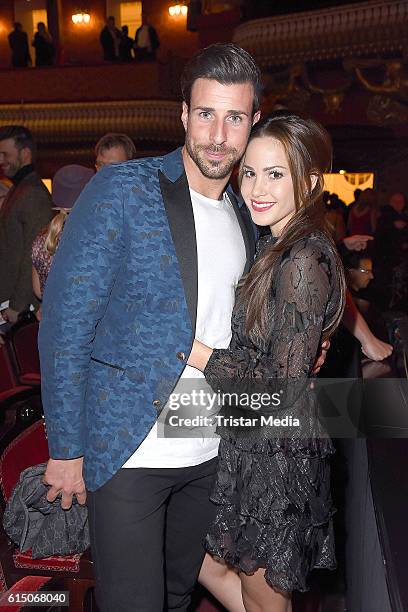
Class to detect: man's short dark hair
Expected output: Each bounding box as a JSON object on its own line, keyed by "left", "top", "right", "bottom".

{"left": 343, "top": 249, "right": 370, "bottom": 270}
{"left": 0, "top": 125, "right": 36, "bottom": 156}
{"left": 181, "top": 43, "right": 262, "bottom": 115}
{"left": 94, "top": 133, "right": 137, "bottom": 160}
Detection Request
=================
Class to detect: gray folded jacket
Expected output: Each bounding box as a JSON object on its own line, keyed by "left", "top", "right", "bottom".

{"left": 3, "top": 463, "right": 89, "bottom": 559}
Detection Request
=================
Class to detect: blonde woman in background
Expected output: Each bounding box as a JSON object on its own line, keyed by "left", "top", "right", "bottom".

{"left": 31, "top": 165, "right": 94, "bottom": 308}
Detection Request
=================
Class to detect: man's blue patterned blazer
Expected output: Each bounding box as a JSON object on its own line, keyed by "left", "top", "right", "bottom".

{"left": 39, "top": 147, "right": 256, "bottom": 491}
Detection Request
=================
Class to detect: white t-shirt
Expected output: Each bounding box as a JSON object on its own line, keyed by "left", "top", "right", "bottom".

{"left": 122, "top": 189, "right": 246, "bottom": 468}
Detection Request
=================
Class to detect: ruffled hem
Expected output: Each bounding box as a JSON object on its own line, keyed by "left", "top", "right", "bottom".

{"left": 206, "top": 439, "right": 336, "bottom": 593}
{"left": 206, "top": 518, "right": 336, "bottom": 593}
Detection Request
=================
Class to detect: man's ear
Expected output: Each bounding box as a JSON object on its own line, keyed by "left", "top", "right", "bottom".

{"left": 181, "top": 102, "right": 188, "bottom": 132}
{"left": 20, "top": 146, "right": 32, "bottom": 166}
{"left": 252, "top": 110, "right": 261, "bottom": 127}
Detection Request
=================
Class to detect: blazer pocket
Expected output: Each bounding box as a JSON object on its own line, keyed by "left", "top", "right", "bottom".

{"left": 90, "top": 356, "right": 125, "bottom": 371}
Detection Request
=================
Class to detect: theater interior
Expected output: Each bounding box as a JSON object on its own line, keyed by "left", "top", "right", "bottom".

{"left": 0, "top": 1, "right": 407, "bottom": 611}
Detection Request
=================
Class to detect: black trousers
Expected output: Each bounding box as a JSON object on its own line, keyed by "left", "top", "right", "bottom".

{"left": 87, "top": 458, "right": 218, "bottom": 612}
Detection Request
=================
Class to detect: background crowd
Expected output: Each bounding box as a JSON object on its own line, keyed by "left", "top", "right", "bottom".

{"left": 7, "top": 16, "right": 160, "bottom": 68}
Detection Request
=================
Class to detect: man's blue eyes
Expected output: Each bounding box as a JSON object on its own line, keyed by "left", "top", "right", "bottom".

{"left": 198, "top": 113, "right": 242, "bottom": 123}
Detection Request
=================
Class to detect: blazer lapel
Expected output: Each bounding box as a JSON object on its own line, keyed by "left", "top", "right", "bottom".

{"left": 227, "top": 191, "right": 256, "bottom": 274}
{"left": 159, "top": 170, "right": 198, "bottom": 335}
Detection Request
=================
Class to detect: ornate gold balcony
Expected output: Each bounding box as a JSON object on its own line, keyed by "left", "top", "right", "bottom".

{"left": 233, "top": 0, "right": 408, "bottom": 67}
{"left": 0, "top": 99, "right": 184, "bottom": 148}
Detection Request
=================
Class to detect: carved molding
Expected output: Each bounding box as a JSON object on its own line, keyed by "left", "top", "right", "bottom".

{"left": 0, "top": 100, "right": 184, "bottom": 146}
{"left": 233, "top": 0, "right": 408, "bottom": 67}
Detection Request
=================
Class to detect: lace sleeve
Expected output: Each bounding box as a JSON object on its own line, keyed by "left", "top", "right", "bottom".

{"left": 204, "top": 237, "right": 339, "bottom": 407}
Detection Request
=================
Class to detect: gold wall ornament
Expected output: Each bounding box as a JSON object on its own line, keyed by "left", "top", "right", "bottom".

{"left": 301, "top": 64, "right": 351, "bottom": 114}
{"left": 367, "top": 95, "right": 408, "bottom": 125}
{"left": 322, "top": 92, "right": 345, "bottom": 114}
{"left": 344, "top": 58, "right": 408, "bottom": 106}
{"left": 261, "top": 63, "right": 310, "bottom": 113}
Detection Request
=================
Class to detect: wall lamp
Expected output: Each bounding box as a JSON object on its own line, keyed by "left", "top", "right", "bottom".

{"left": 72, "top": 12, "right": 91, "bottom": 24}
{"left": 168, "top": 4, "right": 188, "bottom": 17}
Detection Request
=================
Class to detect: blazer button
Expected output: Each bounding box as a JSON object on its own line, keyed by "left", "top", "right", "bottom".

{"left": 152, "top": 399, "right": 161, "bottom": 409}
{"left": 176, "top": 351, "right": 186, "bottom": 361}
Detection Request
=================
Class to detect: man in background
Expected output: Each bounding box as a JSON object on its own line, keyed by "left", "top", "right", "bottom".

{"left": 94, "top": 133, "right": 137, "bottom": 171}
{"left": 135, "top": 17, "right": 160, "bottom": 60}
{"left": 8, "top": 23, "right": 31, "bottom": 68}
{"left": 0, "top": 126, "right": 52, "bottom": 324}
{"left": 99, "top": 16, "right": 121, "bottom": 62}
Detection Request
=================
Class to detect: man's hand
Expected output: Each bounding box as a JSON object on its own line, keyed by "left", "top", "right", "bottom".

{"left": 342, "top": 235, "right": 373, "bottom": 251}
{"left": 43, "top": 457, "right": 86, "bottom": 510}
{"left": 1, "top": 307, "right": 19, "bottom": 323}
{"left": 312, "top": 339, "right": 330, "bottom": 374}
{"left": 361, "top": 336, "right": 393, "bottom": 361}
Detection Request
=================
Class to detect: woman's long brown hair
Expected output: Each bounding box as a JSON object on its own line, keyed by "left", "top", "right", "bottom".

{"left": 239, "top": 113, "right": 346, "bottom": 341}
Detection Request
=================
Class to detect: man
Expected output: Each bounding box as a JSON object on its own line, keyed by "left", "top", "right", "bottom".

{"left": 99, "top": 16, "right": 121, "bottom": 62}
{"left": 94, "top": 133, "right": 137, "bottom": 171}
{"left": 344, "top": 250, "right": 374, "bottom": 310}
{"left": 119, "top": 25, "right": 135, "bottom": 62}
{"left": 40, "top": 44, "right": 325, "bottom": 610}
{"left": 135, "top": 17, "right": 160, "bottom": 60}
{"left": 0, "top": 126, "right": 52, "bottom": 324}
{"left": 8, "top": 22, "right": 31, "bottom": 68}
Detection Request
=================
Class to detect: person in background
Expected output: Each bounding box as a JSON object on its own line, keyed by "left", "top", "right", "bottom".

{"left": 8, "top": 22, "right": 31, "bottom": 68}
{"left": 0, "top": 125, "right": 52, "bottom": 324}
{"left": 99, "top": 16, "right": 121, "bottom": 62}
{"left": 119, "top": 26, "right": 135, "bottom": 62}
{"left": 347, "top": 188, "right": 377, "bottom": 236}
{"left": 32, "top": 22, "right": 55, "bottom": 67}
{"left": 373, "top": 191, "right": 408, "bottom": 312}
{"left": 135, "top": 17, "right": 160, "bottom": 60}
{"left": 32, "top": 165, "right": 94, "bottom": 303}
{"left": 324, "top": 191, "right": 346, "bottom": 244}
{"left": 344, "top": 187, "right": 361, "bottom": 224}
{"left": 343, "top": 250, "right": 374, "bottom": 315}
{"left": 94, "top": 133, "right": 137, "bottom": 171}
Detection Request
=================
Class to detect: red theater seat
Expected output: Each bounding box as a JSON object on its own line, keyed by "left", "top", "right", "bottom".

{"left": 0, "top": 419, "right": 94, "bottom": 612}
{"left": 0, "top": 343, "right": 32, "bottom": 405}
{"left": 7, "top": 319, "right": 41, "bottom": 387}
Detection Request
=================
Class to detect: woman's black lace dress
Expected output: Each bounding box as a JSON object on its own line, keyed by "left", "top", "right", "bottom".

{"left": 203, "top": 232, "right": 343, "bottom": 593}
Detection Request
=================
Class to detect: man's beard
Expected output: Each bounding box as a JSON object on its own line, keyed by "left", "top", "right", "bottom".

{"left": 2, "top": 155, "right": 23, "bottom": 179}
{"left": 185, "top": 139, "right": 241, "bottom": 180}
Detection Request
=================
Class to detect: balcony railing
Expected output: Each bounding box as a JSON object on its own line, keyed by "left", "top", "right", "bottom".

{"left": 0, "top": 100, "right": 184, "bottom": 147}
{"left": 233, "top": 0, "right": 408, "bottom": 67}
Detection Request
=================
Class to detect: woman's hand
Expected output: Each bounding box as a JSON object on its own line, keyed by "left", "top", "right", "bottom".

{"left": 187, "top": 339, "right": 213, "bottom": 372}
{"left": 342, "top": 235, "right": 373, "bottom": 251}
{"left": 311, "top": 339, "right": 330, "bottom": 374}
{"left": 361, "top": 335, "right": 393, "bottom": 361}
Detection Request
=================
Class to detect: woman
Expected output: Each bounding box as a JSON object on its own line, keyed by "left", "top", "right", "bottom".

{"left": 32, "top": 164, "right": 94, "bottom": 302}
{"left": 347, "top": 188, "right": 377, "bottom": 237}
{"left": 189, "top": 114, "right": 346, "bottom": 612}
